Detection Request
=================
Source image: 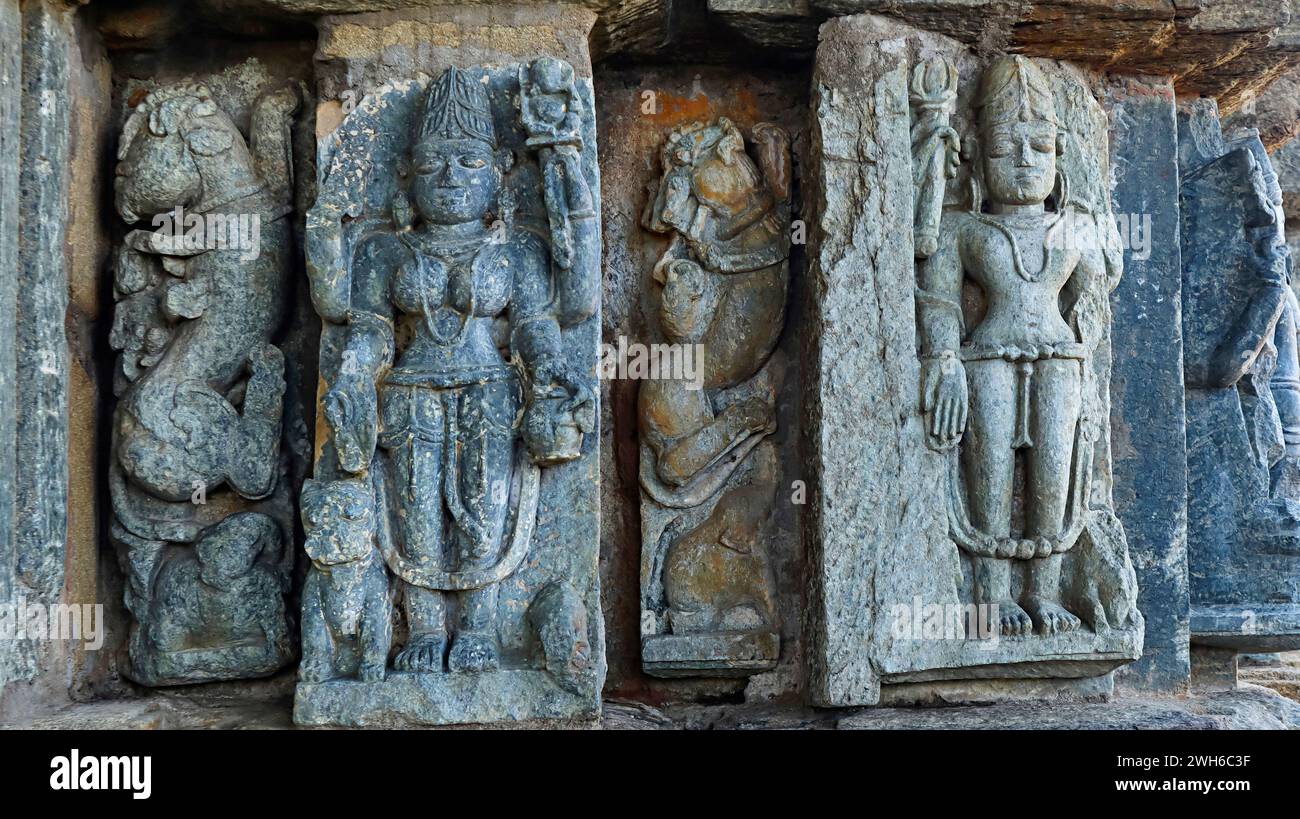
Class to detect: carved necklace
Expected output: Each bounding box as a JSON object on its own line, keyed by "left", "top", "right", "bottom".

{"left": 970, "top": 208, "right": 1068, "bottom": 284}
{"left": 399, "top": 231, "right": 481, "bottom": 348}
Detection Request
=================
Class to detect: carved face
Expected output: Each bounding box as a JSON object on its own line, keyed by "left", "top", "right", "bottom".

{"left": 115, "top": 128, "right": 204, "bottom": 224}
{"left": 1244, "top": 141, "right": 1292, "bottom": 282}
{"left": 981, "top": 120, "right": 1057, "bottom": 207}
{"left": 301, "top": 479, "right": 375, "bottom": 567}
{"left": 410, "top": 138, "right": 500, "bottom": 225}
{"left": 196, "top": 513, "right": 277, "bottom": 588}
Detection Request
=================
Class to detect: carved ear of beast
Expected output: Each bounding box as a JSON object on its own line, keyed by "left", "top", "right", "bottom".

{"left": 715, "top": 118, "right": 745, "bottom": 166}
{"left": 184, "top": 126, "right": 234, "bottom": 157}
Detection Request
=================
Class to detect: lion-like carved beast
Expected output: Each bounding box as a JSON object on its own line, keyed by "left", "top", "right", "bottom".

{"left": 299, "top": 478, "right": 392, "bottom": 684}
{"left": 111, "top": 83, "right": 297, "bottom": 506}
{"left": 109, "top": 81, "right": 300, "bottom": 686}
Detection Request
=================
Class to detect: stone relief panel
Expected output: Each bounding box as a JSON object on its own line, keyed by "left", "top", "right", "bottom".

{"left": 295, "top": 60, "right": 603, "bottom": 726}
{"left": 914, "top": 55, "right": 1137, "bottom": 639}
{"left": 637, "top": 117, "right": 791, "bottom": 677}
{"left": 108, "top": 79, "right": 302, "bottom": 686}
{"left": 806, "top": 15, "right": 1142, "bottom": 707}
{"left": 1180, "top": 99, "right": 1300, "bottom": 652}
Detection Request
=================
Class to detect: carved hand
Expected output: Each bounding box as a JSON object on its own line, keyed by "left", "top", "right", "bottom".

{"left": 921, "top": 354, "right": 968, "bottom": 449}
{"left": 535, "top": 358, "right": 595, "bottom": 431}
{"left": 324, "top": 371, "right": 378, "bottom": 474}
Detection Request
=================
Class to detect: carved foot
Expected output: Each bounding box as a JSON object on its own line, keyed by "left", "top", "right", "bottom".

{"left": 448, "top": 632, "right": 500, "bottom": 673}
{"left": 1023, "top": 597, "right": 1081, "bottom": 636}
{"left": 393, "top": 634, "right": 446, "bottom": 673}
{"left": 299, "top": 660, "right": 334, "bottom": 684}
{"left": 994, "top": 599, "right": 1033, "bottom": 637}
{"left": 358, "top": 661, "right": 386, "bottom": 683}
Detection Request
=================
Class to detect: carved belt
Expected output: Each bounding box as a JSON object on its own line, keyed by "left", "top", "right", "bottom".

{"left": 960, "top": 342, "right": 1087, "bottom": 449}
{"left": 383, "top": 364, "right": 517, "bottom": 390}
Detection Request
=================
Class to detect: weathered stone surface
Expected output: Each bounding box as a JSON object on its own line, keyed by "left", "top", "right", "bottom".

{"left": 109, "top": 75, "right": 302, "bottom": 686}
{"left": 1179, "top": 99, "right": 1300, "bottom": 658}
{"left": 594, "top": 64, "right": 809, "bottom": 701}
{"left": 2, "top": 0, "right": 114, "bottom": 718}
{"left": 1104, "top": 77, "right": 1190, "bottom": 693}
{"left": 296, "top": 5, "right": 604, "bottom": 726}
{"left": 636, "top": 117, "right": 791, "bottom": 678}
{"left": 806, "top": 13, "right": 1141, "bottom": 708}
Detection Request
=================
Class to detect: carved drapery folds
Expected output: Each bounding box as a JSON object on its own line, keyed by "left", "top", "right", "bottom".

{"left": 637, "top": 118, "right": 791, "bottom": 677}
{"left": 295, "top": 60, "right": 603, "bottom": 726}
{"left": 108, "top": 82, "right": 300, "bottom": 686}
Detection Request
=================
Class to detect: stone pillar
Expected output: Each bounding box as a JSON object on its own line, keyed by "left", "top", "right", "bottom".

{"left": 2, "top": 0, "right": 112, "bottom": 715}
{"left": 294, "top": 3, "right": 604, "bottom": 726}
{"left": 1104, "top": 78, "right": 1191, "bottom": 694}
{"left": 806, "top": 13, "right": 1143, "bottom": 707}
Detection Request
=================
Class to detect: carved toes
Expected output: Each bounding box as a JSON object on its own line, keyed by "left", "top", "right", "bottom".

{"left": 997, "top": 601, "right": 1034, "bottom": 637}
{"left": 448, "top": 633, "right": 500, "bottom": 673}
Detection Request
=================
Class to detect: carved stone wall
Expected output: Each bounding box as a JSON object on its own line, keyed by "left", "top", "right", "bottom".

{"left": 11, "top": 0, "right": 1300, "bottom": 727}
{"left": 295, "top": 4, "right": 604, "bottom": 726}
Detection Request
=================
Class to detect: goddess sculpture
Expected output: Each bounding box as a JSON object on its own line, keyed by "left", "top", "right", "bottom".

{"left": 318, "top": 66, "right": 595, "bottom": 675}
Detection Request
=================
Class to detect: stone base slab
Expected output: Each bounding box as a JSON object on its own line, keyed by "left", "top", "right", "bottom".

{"left": 641, "top": 632, "right": 779, "bottom": 678}
{"left": 879, "top": 673, "right": 1114, "bottom": 707}
{"left": 1191, "top": 603, "right": 1300, "bottom": 652}
{"left": 294, "top": 671, "right": 598, "bottom": 727}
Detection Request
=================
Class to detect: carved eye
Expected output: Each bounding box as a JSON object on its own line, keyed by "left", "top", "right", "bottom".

{"left": 459, "top": 156, "right": 487, "bottom": 169}
{"left": 987, "top": 140, "right": 1014, "bottom": 159}
{"left": 342, "top": 501, "right": 368, "bottom": 521}
{"left": 416, "top": 158, "right": 444, "bottom": 175}
{"left": 1031, "top": 137, "right": 1054, "bottom": 154}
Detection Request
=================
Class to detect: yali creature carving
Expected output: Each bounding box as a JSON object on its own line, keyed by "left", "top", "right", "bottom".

{"left": 637, "top": 117, "right": 791, "bottom": 676}
{"left": 108, "top": 83, "right": 299, "bottom": 685}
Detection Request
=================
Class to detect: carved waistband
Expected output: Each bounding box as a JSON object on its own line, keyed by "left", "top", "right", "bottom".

{"left": 384, "top": 365, "right": 517, "bottom": 390}
{"left": 959, "top": 342, "right": 1088, "bottom": 363}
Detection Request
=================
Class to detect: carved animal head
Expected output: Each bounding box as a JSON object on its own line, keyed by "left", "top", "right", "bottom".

{"left": 195, "top": 512, "right": 281, "bottom": 589}
{"left": 644, "top": 118, "right": 768, "bottom": 235}
{"left": 115, "top": 84, "right": 257, "bottom": 223}
{"left": 301, "top": 477, "right": 376, "bottom": 567}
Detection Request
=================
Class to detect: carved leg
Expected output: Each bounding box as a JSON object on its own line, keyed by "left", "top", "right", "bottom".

{"left": 446, "top": 382, "right": 516, "bottom": 672}
{"left": 388, "top": 388, "right": 451, "bottom": 672}
{"left": 450, "top": 585, "right": 501, "bottom": 672}
{"left": 964, "top": 359, "right": 1031, "bottom": 635}
{"left": 227, "top": 343, "right": 285, "bottom": 498}
{"left": 299, "top": 575, "right": 336, "bottom": 682}
{"left": 396, "top": 585, "right": 448, "bottom": 673}
{"left": 655, "top": 396, "right": 774, "bottom": 487}
{"left": 1022, "top": 358, "right": 1082, "bottom": 635}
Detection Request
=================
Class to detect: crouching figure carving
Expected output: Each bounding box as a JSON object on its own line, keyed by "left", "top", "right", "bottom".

{"left": 637, "top": 118, "right": 791, "bottom": 677}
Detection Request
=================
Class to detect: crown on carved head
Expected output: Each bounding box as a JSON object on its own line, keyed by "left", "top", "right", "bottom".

{"left": 417, "top": 66, "right": 496, "bottom": 147}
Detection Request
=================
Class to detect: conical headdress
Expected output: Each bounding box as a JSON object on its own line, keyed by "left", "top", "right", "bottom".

{"left": 417, "top": 66, "right": 496, "bottom": 146}
{"left": 975, "top": 56, "right": 1057, "bottom": 131}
